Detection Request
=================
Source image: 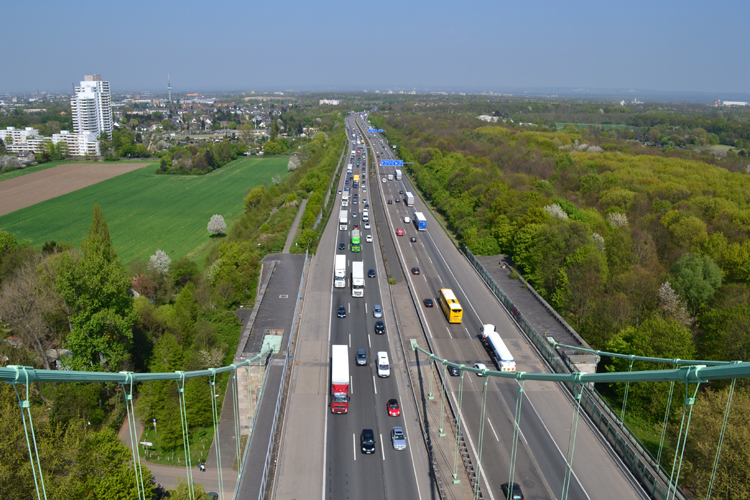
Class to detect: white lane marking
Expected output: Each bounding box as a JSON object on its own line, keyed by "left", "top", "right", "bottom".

{"left": 350, "top": 375, "right": 353, "bottom": 394}
{"left": 446, "top": 327, "right": 453, "bottom": 339}
{"left": 365, "top": 303, "right": 368, "bottom": 314}
{"left": 380, "top": 433, "right": 385, "bottom": 461}
{"left": 423, "top": 275, "right": 427, "bottom": 283}
{"left": 488, "top": 418, "right": 500, "bottom": 442}
{"left": 428, "top": 256, "right": 433, "bottom": 265}
{"left": 353, "top": 433, "right": 357, "bottom": 461}
{"left": 368, "top": 334, "right": 371, "bottom": 348}
{"left": 372, "top": 376, "right": 377, "bottom": 394}
{"left": 348, "top": 302, "right": 351, "bottom": 314}
{"left": 349, "top": 333, "right": 351, "bottom": 348}
{"left": 465, "top": 327, "right": 471, "bottom": 338}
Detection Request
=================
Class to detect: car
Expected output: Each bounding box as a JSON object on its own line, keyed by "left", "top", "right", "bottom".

{"left": 362, "top": 181, "right": 366, "bottom": 186}
{"left": 353, "top": 193, "right": 358, "bottom": 198}
{"left": 411, "top": 267, "right": 420, "bottom": 275}
{"left": 366, "top": 235, "right": 373, "bottom": 243}
{"left": 364, "top": 203, "right": 369, "bottom": 208}
{"left": 345, "top": 186, "right": 350, "bottom": 191}
{"left": 387, "top": 399, "right": 401, "bottom": 417}
{"left": 410, "top": 236, "right": 417, "bottom": 242}
{"left": 356, "top": 349, "right": 367, "bottom": 366}
{"left": 374, "top": 320, "right": 385, "bottom": 334}
{"left": 338, "top": 242, "right": 345, "bottom": 250}
{"left": 397, "top": 228, "right": 405, "bottom": 236}
{"left": 373, "top": 304, "right": 383, "bottom": 318}
{"left": 352, "top": 212, "right": 358, "bottom": 218}
{"left": 388, "top": 199, "right": 393, "bottom": 204}
{"left": 207, "top": 493, "right": 219, "bottom": 500}
{"left": 368, "top": 269, "right": 376, "bottom": 278}
{"left": 360, "top": 429, "right": 376, "bottom": 454}
{"left": 345, "top": 179, "right": 349, "bottom": 184}
{"left": 363, "top": 188, "right": 367, "bottom": 193}
{"left": 500, "top": 482, "right": 525, "bottom": 500}
{"left": 364, "top": 222, "right": 371, "bottom": 229}
{"left": 395, "top": 198, "right": 400, "bottom": 203}
{"left": 448, "top": 365, "right": 460, "bottom": 377}
{"left": 353, "top": 199, "right": 358, "bottom": 205}
{"left": 404, "top": 216, "right": 411, "bottom": 223}
{"left": 337, "top": 306, "right": 346, "bottom": 318}
{"left": 424, "top": 298, "right": 434, "bottom": 308}
{"left": 391, "top": 426, "right": 407, "bottom": 450}
{"left": 399, "top": 190, "right": 404, "bottom": 194}
{"left": 353, "top": 224, "right": 359, "bottom": 230}
{"left": 382, "top": 178, "right": 387, "bottom": 183}
{"left": 473, "top": 363, "right": 488, "bottom": 375}
{"left": 338, "top": 190, "right": 342, "bottom": 194}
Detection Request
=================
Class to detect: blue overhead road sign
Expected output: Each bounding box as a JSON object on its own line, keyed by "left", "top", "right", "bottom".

{"left": 380, "top": 160, "right": 404, "bottom": 167}
{"left": 378, "top": 129, "right": 383, "bottom": 133}
{"left": 368, "top": 129, "right": 377, "bottom": 133}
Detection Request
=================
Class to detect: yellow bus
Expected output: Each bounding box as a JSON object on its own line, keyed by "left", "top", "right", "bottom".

{"left": 438, "top": 288, "right": 463, "bottom": 323}
{"left": 353, "top": 174, "right": 360, "bottom": 183}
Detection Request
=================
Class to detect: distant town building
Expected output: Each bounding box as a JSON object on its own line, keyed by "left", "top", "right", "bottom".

{"left": 1, "top": 127, "right": 48, "bottom": 153}
{"left": 319, "top": 99, "right": 340, "bottom": 105}
{"left": 723, "top": 101, "right": 748, "bottom": 107}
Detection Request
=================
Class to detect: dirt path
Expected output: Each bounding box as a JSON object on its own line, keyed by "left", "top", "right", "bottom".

{"left": 0, "top": 162, "right": 148, "bottom": 217}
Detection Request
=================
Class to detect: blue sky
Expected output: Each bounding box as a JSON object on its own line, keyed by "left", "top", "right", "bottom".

{"left": 3, "top": 0, "right": 748, "bottom": 95}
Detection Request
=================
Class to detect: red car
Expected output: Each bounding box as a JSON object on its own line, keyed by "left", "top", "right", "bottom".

{"left": 387, "top": 399, "right": 401, "bottom": 417}
{"left": 396, "top": 228, "right": 405, "bottom": 236}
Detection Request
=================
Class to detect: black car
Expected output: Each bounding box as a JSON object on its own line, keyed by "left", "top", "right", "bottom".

{"left": 388, "top": 199, "right": 393, "bottom": 204}
{"left": 374, "top": 320, "right": 385, "bottom": 334}
{"left": 411, "top": 267, "right": 420, "bottom": 275}
{"left": 399, "top": 190, "right": 404, "bottom": 194}
{"left": 337, "top": 306, "right": 346, "bottom": 318}
{"left": 410, "top": 236, "right": 417, "bottom": 242}
{"left": 424, "top": 298, "right": 434, "bottom": 308}
{"left": 448, "top": 365, "right": 460, "bottom": 377}
{"left": 500, "top": 482, "right": 525, "bottom": 499}
{"left": 364, "top": 204, "right": 369, "bottom": 209}
{"left": 368, "top": 269, "right": 376, "bottom": 278}
{"left": 395, "top": 198, "right": 400, "bottom": 203}
{"left": 338, "top": 242, "right": 345, "bottom": 250}
{"left": 361, "top": 429, "right": 376, "bottom": 454}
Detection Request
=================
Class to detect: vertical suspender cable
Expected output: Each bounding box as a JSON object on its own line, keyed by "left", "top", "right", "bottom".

{"left": 13, "top": 367, "right": 47, "bottom": 500}
{"left": 657, "top": 360, "right": 680, "bottom": 466}
{"left": 121, "top": 373, "right": 146, "bottom": 500}
{"left": 508, "top": 377, "right": 526, "bottom": 492}
{"left": 561, "top": 380, "right": 583, "bottom": 500}
{"left": 620, "top": 356, "right": 635, "bottom": 425}
{"left": 452, "top": 368, "right": 466, "bottom": 484}
{"left": 706, "top": 377, "right": 736, "bottom": 500}
{"left": 474, "top": 374, "right": 489, "bottom": 499}
{"left": 176, "top": 372, "right": 195, "bottom": 499}
{"left": 210, "top": 370, "right": 225, "bottom": 499}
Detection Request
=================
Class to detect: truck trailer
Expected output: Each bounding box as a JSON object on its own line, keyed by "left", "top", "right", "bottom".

{"left": 414, "top": 212, "right": 427, "bottom": 230}
{"left": 352, "top": 261, "right": 365, "bottom": 297}
{"left": 481, "top": 324, "right": 516, "bottom": 372}
{"left": 395, "top": 169, "right": 402, "bottom": 180}
{"left": 331, "top": 345, "right": 350, "bottom": 413}
{"left": 405, "top": 192, "right": 415, "bottom": 206}
{"left": 334, "top": 254, "right": 346, "bottom": 288}
{"left": 339, "top": 210, "right": 348, "bottom": 231}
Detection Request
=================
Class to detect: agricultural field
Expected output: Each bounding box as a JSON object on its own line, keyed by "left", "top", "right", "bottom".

{"left": 0, "top": 160, "right": 80, "bottom": 182}
{"left": 0, "top": 156, "right": 288, "bottom": 264}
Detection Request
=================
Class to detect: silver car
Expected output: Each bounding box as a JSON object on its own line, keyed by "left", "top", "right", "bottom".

{"left": 373, "top": 304, "right": 383, "bottom": 318}
{"left": 391, "top": 426, "right": 407, "bottom": 450}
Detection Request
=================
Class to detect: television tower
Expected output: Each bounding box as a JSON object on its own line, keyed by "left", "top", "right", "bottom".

{"left": 168, "top": 74, "right": 172, "bottom": 104}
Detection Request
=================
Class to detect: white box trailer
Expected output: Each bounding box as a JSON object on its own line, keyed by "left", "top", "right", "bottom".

{"left": 405, "top": 192, "right": 414, "bottom": 206}
{"left": 395, "top": 169, "right": 402, "bottom": 180}
{"left": 334, "top": 254, "right": 346, "bottom": 288}
{"left": 339, "top": 210, "right": 348, "bottom": 231}
{"left": 352, "top": 261, "right": 364, "bottom": 297}
{"left": 482, "top": 325, "right": 516, "bottom": 372}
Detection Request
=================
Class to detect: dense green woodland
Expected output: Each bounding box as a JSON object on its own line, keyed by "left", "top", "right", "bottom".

{"left": 371, "top": 101, "right": 750, "bottom": 498}
{"left": 0, "top": 114, "right": 345, "bottom": 498}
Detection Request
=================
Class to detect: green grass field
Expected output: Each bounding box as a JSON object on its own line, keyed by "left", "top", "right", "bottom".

{"left": 0, "top": 157, "right": 288, "bottom": 264}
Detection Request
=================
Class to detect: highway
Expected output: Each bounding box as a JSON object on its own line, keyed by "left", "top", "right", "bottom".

{"left": 354, "top": 113, "right": 644, "bottom": 500}
{"left": 323, "top": 117, "right": 422, "bottom": 500}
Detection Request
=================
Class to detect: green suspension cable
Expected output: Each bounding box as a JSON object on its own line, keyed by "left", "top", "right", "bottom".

{"left": 657, "top": 378, "right": 677, "bottom": 465}
{"left": 452, "top": 368, "right": 466, "bottom": 484}
{"left": 120, "top": 373, "right": 146, "bottom": 500}
{"left": 13, "top": 367, "right": 47, "bottom": 500}
{"left": 667, "top": 368, "right": 702, "bottom": 500}
{"left": 620, "top": 356, "right": 635, "bottom": 425}
{"left": 508, "top": 376, "right": 527, "bottom": 492}
{"left": 474, "top": 373, "right": 489, "bottom": 499}
{"left": 439, "top": 365, "right": 447, "bottom": 437}
{"left": 175, "top": 372, "right": 195, "bottom": 499}
{"left": 706, "top": 377, "right": 736, "bottom": 500}
{"left": 231, "top": 366, "right": 241, "bottom": 469}
{"left": 561, "top": 380, "right": 584, "bottom": 500}
{"left": 210, "top": 370, "right": 225, "bottom": 499}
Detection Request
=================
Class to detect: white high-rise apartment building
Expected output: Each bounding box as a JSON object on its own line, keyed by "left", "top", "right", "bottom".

{"left": 71, "top": 74, "right": 113, "bottom": 140}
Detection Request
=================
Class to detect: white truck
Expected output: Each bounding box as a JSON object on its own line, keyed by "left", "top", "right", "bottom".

{"left": 352, "top": 261, "right": 365, "bottom": 297}
{"left": 334, "top": 254, "right": 346, "bottom": 288}
{"left": 342, "top": 193, "right": 349, "bottom": 207}
{"left": 339, "top": 210, "right": 348, "bottom": 231}
{"left": 347, "top": 163, "right": 353, "bottom": 173}
{"left": 388, "top": 174, "right": 394, "bottom": 181}
{"left": 331, "top": 345, "right": 350, "bottom": 413}
{"left": 395, "top": 169, "right": 402, "bottom": 180}
{"left": 405, "top": 192, "right": 415, "bottom": 206}
{"left": 414, "top": 212, "right": 427, "bottom": 231}
{"left": 481, "top": 324, "right": 516, "bottom": 372}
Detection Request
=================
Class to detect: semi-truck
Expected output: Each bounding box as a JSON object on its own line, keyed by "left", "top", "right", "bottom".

{"left": 351, "top": 229, "right": 361, "bottom": 252}
{"left": 481, "top": 324, "right": 516, "bottom": 372}
{"left": 334, "top": 254, "right": 346, "bottom": 288}
{"left": 395, "top": 169, "right": 402, "bottom": 180}
{"left": 414, "top": 212, "right": 427, "bottom": 231}
{"left": 339, "top": 210, "right": 348, "bottom": 231}
{"left": 331, "top": 345, "right": 350, "bottom": 413}
{"left": 342, "top": 193, "right": 349, "bottom": 207}
{"left": 352, "top": 261, "right": 365, "bottom": 297}
{"left": 347, "top": 163, "right": 353, "bottom": 173}
{"left": 405, "top": 192, "right": 415, "bottom": 206}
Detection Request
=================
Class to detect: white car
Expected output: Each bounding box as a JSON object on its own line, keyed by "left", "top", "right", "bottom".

{"left": 473, "top": 363, "right": 488, "bottom": 376}
{"left": 373, "top": 305, "right": 383, "bottom": 318}
{"left": 366, "top": 235, "right": 373, "bottom": 243}
{"left": 404, "top": 216, "right": 411, "bottom": 223}
{"left": 364, "top": 222, "right": 371, "bottom": 229}
{"left": 382, "top": 178, "right": 387, "bottom": 183}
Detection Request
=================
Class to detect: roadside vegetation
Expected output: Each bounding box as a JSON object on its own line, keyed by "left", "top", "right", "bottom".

{"left": 371, "top": 98, "right": 750, "bottom": 497}
{"left": 0, "top": 112, "right": 344, "bottom": 497}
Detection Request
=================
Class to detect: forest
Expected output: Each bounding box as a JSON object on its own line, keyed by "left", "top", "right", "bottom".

{"left": 371, "top": 99, "right": 750, "bottom": 498}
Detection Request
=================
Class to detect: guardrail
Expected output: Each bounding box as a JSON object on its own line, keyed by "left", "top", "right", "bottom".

{"left": 460, "top": 244, "right": 688, "bottom": 500}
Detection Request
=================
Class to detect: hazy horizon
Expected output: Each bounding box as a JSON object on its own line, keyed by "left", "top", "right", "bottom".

{"left": 3, "top": 0, "right": 748, "bottom": 97}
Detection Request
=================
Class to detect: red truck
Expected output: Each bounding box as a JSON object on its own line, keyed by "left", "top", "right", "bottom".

{"left": 331, "top": 345, "right": 350, "bottom": 413}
